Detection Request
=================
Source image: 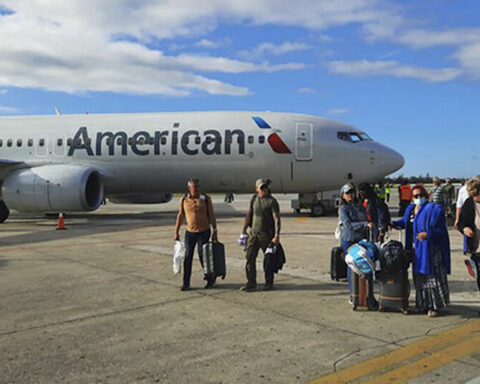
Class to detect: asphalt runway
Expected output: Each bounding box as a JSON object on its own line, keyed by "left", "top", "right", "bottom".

{"left": 0, "top": 193, "right": 479, "bottom": 384}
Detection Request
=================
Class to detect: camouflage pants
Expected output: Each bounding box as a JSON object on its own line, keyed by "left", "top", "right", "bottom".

{"left": 245, "top": 231, "right": 274, "bottom": 287}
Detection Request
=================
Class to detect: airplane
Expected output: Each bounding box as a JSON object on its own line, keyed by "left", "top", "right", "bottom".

{"left": 0, "top": 111, "right": 404, "bottom": 222}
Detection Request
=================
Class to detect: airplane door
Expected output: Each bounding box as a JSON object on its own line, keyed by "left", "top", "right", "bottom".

{"left": 295, "top": 123, "right": 313, "bottom": 161}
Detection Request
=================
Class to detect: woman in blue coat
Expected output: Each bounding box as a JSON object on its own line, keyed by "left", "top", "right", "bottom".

{"left": 392, "top": 184, "right": 451, "bottom": 317}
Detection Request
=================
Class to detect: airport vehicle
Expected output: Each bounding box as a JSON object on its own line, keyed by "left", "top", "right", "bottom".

{"left": 0, "top": 111, "right": 404, "bottom": 222}
{"left": 291, "top": 190, "right": 341, "bottom": 217}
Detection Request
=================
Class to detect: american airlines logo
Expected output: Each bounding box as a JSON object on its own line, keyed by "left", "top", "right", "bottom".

{"left": 68, "top": 117, "right": 291, "bottom": 157}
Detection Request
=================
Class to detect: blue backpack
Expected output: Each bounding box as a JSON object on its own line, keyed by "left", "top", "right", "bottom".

{"left": 358, "top": 240, "right": 379, "bottom": 261}
{"left": 345, "top": 244, "right": 376, "bottom": 277}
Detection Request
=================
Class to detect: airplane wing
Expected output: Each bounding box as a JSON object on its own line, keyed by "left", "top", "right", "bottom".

{"left": 0, "top": 159, "right": 24, "bottom": 167}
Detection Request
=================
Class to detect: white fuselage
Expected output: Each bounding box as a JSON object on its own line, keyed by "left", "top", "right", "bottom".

{"left": 0, "top": 111, "right": 404, "bottom": 198}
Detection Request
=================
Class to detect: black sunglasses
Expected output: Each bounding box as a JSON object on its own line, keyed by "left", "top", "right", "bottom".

{"left": 413, "top": 194, "right": 422, "bottom": 198}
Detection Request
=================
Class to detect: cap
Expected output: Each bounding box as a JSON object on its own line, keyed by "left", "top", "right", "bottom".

{"left": 255, "top": 178, "right": 271, "bottom": 189}
{"left": 341, "top": 183, "right": 355, "bottom": 195}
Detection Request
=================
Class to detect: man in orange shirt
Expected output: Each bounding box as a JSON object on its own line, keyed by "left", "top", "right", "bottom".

{"left": 174, "top": 177, "right": 218, "bottom": 291}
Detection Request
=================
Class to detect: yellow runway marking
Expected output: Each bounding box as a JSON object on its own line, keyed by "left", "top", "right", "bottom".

{"left": 295, "top": 217, "right": 310, "bottom": 223}
{"left": 362, "top": 332, "right": 480, "bottom": 384}
{"left": 308, "top": 319, "right": 480, "bottom": 384}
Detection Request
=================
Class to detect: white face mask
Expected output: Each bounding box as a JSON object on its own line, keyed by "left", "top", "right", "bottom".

{"left": 414, "top": 197, "right": 426, "bottom": 206}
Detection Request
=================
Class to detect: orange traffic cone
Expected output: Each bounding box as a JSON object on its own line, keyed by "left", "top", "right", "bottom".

{"left": 56, "top": 212, "right": 66, "bottom": 230}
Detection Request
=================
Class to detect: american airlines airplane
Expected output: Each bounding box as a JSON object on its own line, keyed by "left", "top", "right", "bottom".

{"left": 0, "top": 111, "right": 404, "bottom": 222}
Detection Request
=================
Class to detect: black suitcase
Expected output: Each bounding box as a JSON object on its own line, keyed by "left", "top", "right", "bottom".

{"left": 379, "top": 269, "right": 409, "bottom": 314}
{"left": 349, "top": 272, "right": 378, "bottom": 311}
{"left": 330, "top": 247, "right": 347, "bottom": 281}
{"left": 202, "top": 242, "right": 226, "bottom": 279}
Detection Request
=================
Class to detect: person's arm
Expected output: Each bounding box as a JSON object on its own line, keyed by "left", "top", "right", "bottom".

{"left": 174, "top": 199, "right": 185, "bottom": 241}
{"left": 272, "top": 211, "right": 281, "bottom": 245}
{"left": 391, "top": 206, "right": 409, "bottom": 229}
{"left": 207, "top": 196, "right": 218, "bottom": 241}
{"left": 340, "top": 205, "right": 368, "bottom": 232}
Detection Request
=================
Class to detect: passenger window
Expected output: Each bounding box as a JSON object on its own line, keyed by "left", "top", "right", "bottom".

{"left": 138, "top": 137, "right": 145, "bottom": 145}
{"left": 67, "top": 138, "right": 72, "bottom": 146}
{"left": 7, "top": 139, "right": 12, "bottom": 147}
{"left": 173, "top": 122, "right": 180, "bottom": 128}
{"left": 161, "top": 137, "right": 167, "bottom": 145}
{"left": 28, "top": 139, "right": 33, "bottom": 147}
{"left": 148, "top": 137, "right": 154, "bottom": 145}
{"left": 259, "top": 136, "right": 265, "bottom": 144}
{"left": 195, "top": 137, "right": 201, "bottom": 145}
{"left": 39, "top": 139, "right": 45, "bottom": 147}
{"left": 248, "top": 136, "right": 254, "bottom": 144}
{"left": 117, "top": 138, "right": 123, "bottom": 145}
{"left": 17, "top": 139, "right": 22, "bottom": 147}
{"left": 128, "top": 138, "right": 133, "bottom": 145}
{"left": 0, "top": 139, "right": 3, "bottom": 147}
{"left": 86, "top": 138, "right": 92, "bottom": 146}
{"left": 57, "top": 138, "right": 63, "bottom": 146}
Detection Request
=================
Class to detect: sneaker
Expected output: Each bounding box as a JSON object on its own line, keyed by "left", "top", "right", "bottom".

{"left": 348, "top": 297, "right": 354, "bottom": 305}
{"left": 180, "top": 285, "right": 191, "bottom": 291}
{"left": 240, "top": 285, "right": 256, "bottom": 292}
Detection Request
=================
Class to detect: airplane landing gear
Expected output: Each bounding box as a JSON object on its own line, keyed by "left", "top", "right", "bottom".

{"left": 0, "top": 201, "right": 9, "bottom": 223}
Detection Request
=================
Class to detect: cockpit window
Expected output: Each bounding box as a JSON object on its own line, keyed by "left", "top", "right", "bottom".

{"left": 337, "top": 131, "right": 372, "bottom": 143}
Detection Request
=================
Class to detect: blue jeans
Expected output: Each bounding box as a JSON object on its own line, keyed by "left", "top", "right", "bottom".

{"left": 342, "top": 240, "right": 355, "bottom": 294}
{"left": 183, "top": 229, "right": 211, "bottom": 287}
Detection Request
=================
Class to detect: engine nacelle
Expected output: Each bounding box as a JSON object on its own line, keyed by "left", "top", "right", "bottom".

{"left": 108, "top": 193, "right": 173, "bottom": 204}
{"left": 2, "top": 165, "right": 104, "bottom": 212}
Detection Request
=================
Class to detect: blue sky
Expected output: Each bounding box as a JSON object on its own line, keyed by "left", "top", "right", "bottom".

{"left": 0, "top": 0, "right": 479, "bottom": 178}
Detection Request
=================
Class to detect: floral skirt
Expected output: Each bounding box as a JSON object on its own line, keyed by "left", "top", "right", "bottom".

{"left": 413, "top": 248, "right": 450, "bottom": 311}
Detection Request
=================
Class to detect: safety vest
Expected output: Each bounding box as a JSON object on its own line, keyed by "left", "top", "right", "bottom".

{"left": 375, "top": 186, "right": 386, "bottom": 199}
{"left": 400, "top": 185, "right": 412, "bottom": 201}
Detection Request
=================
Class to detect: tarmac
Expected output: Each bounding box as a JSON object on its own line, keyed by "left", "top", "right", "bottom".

{"left": 0, "top": 192, "right": 479, "bottom": 384}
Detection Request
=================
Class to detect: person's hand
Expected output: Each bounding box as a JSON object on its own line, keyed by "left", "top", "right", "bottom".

{"left": 211, "top": 231, "right": 218, "bottom": 242}
{"left": 454, "top": 220, "right": 459, "bottom": 230}
{"left": 463, "top": 227, "right": 475, "bottom": 238}
{"left": 272, "top": 236, "right": 280, "bottom": 245}
{"left": 174, "top": 232, "right": 180, "bottom": 241}
{"left": 416, "top": 232, "right": 427, "bottom": 241}
{"left": 367, "top": 222, "right": 375, "bottom": 229}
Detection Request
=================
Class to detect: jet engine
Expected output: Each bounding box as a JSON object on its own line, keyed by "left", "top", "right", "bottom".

{"left": 2, "top": 165, "right": 104, "bottom": 212}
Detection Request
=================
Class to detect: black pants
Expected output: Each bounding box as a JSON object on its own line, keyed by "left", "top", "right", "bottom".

{"left": 183, "top": 229, "right": 212, "bottom": 287}
{"left": 398, "top": 200, "right": 410, "bottom": 217}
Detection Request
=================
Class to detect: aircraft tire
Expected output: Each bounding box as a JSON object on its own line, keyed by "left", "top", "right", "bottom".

{"left": 310, "top": 203, "right": 325, "bottom": 217}
{"left": 0, "top": 201, "right": 10, "bottom": 223}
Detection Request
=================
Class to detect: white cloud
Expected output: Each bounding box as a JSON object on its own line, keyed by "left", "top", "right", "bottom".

{"left": 0, "top": 0, "right": 326, "bottom": 97}
{"left": 455, "top": 42, "right": 480, "bottom": 78}
{"left": 328, "top": 60, "right": 462, "bottom": 83}
{"left": 0, "top": 105, "right": 19, "bottom": 114}
{"left": 194, "top": 38, "right": 231, "bottom": 49}
{"left": 326, "top": 108, "right": 350, "bottom": 115}
{"left": 295, "top": 87, "right": 316, "bottom": 94}
{"left": 239, "top": 41, "right": 312, "bottom": 59}
{"left": 0, "top": 89, "right": 7, "bottom": 94}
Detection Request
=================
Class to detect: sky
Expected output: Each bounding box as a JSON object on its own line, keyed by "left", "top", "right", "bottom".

{"left": 0, "top": 0, "right": 479, "bottom": 178}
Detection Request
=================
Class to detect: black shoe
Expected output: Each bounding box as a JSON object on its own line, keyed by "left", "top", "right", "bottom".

{"left": 240, "top": 285, "right": 256, "bottom": 292}
{"left": 180, "top": 285, "right": 191, "bottom": 291}
{"left": 263, "top": 284, "right": 273, "bottom": 291}
{"left": 204, "top": 281, "right": 215, "bottom": 289}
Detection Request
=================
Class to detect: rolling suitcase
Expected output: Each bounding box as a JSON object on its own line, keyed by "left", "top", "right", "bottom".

{"left": 330, "top": 247, "right": 347, "bottom": 281}
{"left": 202, "top": 242, "right": 226, "bottom": 279}
{"left": 349, "top": 273, "right": 378, "bottom": 311}
{"left": 379, "top": 269, "right": 410, "bottom": 314}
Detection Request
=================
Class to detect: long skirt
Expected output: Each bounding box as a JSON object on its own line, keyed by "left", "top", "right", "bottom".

{"left": 413, "top": 248, "right": 450, "bottom": 311}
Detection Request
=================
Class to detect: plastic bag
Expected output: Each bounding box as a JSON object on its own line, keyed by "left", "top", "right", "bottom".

{"left": 334, "top": 221, "right": 343, "bottom": 240}
{"left": 173, "top": 241, "right": 185, "bottom": 274}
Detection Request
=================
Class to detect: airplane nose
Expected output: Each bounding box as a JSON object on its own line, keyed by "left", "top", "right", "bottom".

{"left": 380, "top": 147, "right": 405, "bottom": 175}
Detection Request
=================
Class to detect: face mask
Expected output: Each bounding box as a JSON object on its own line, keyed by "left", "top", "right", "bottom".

{"left": 414, "top": 197, "right": 426, "bottom": 206}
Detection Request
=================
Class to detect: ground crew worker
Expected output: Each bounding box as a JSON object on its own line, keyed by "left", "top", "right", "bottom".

{"left": 240, "top": 179, "right": 281, "bottom": 292}
{"left": 385, "top": 183, "right": 392, "bottom": 203}
{"left": 174, "top": 177, "right": 218, "bottom": 291}
{"left": 374, "top": 182, "right": 386, "bottom": 202}
{"left": 398, "top": 180, "right": 412, "bottom": 217}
